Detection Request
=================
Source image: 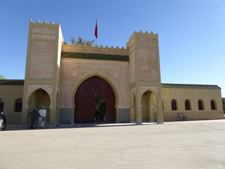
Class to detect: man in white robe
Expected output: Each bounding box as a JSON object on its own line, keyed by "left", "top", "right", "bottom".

{"left": 39, "top": 106, "right": 46, "bottom": 128}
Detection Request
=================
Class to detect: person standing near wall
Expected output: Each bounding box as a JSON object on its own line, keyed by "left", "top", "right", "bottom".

{"left": 39, "top": 106, "right": 46, "bottom": 128}
{"left": 29, "top": 108, "right": 40, "bottom": 129}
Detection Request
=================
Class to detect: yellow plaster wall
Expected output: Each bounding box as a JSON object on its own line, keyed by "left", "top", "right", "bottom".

{"left": 162, "top": 87, "right": 224, "bottom": 121}
{"left": 0, "top": 85, "right": 24, "bottom": 124}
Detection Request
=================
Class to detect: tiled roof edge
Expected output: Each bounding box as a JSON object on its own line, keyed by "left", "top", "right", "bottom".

{"left": 0, "top": 80, "right": 24, "bottom": 85}
{"left": 161, "top": 83, "right": 221, "bottom": 89}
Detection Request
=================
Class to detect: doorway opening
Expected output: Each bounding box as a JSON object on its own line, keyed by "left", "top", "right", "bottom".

{"left": 95, "top": 94, "right": 106, "bottom": 122}
{"left": 75, "top": 76, "right": 115, "bottom": 123}
{"left": 28, "top": 89, "right": 50, "bottom": 122}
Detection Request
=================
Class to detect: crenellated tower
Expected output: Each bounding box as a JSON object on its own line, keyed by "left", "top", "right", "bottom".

{"left": 127, "top": 31, "right": 163, "bottom": 124}
{"left": 21, "top": 20, "right": 64, "bottom": 126}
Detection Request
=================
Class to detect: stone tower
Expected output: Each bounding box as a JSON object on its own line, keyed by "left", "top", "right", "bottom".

{"left": 21, "top": 20, "right": 63, "bottom": 126}
{"left": 127, "top": 31, "right": 163, "bottom": 124}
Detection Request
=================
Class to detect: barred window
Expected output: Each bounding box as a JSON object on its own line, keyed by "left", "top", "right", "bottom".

{"left": 171, "top": 99, "right": 177, "bottom": 110}
{"left": 15, "top": 98, "right": 22, "bottom": 112}
{"left": 185, "top": 100, "right": 191, "bottom": 110}
{"left": 211, "top": 100, "right": 216, "bottom": 110}
{"left": 198, "top": 100, "right": 204, "bottom": 110}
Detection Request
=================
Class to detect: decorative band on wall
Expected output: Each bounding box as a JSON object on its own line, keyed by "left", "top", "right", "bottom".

{"left": 26, "top": 85, "right": 53, "bottom": 109}
{"left": 0, "top": 80, "right": 24, "bottom": 85}
{"left": 62, "top": 52, "right": 129, "bottom": 62}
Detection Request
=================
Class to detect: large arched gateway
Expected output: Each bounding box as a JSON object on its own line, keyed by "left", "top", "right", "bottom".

{"left": 75, "top": 76, "right": 116, "bottom": 123}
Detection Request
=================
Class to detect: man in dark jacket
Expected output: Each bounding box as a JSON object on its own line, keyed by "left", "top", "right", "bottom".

{"left": 29, "top": 108, "right": 40, "bottom": 129}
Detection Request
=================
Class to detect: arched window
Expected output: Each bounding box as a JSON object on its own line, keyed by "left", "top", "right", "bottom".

{"left": 211, "top": 100, "right": 216, "bottom": 110}
{"left": 15, "top": 98, "right": 22, "bottom": 112}
{"left": 185, "top": 100, "right": 191, "bottom": 110}
{"left": 198, "top": 100, "right": 204, "bottom": 110}
{"left": 171, "top": 99, "right": 177, "bottom": 110}
{"left": 0, "top": 98, "right": 4, "bottom": 112}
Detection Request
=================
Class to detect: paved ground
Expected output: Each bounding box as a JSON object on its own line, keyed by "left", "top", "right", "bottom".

{"left": 1, "top": 120, "right": 225, "bottom": 169}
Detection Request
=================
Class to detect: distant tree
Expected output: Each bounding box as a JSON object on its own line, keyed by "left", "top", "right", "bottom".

{"left": 0, "top": 74, "right": 5, "bottom": 79}
{"left": 70, "top": 36, "right": 95, "bottom": 46}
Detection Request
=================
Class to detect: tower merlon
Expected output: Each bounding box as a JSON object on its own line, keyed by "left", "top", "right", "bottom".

{"left": 62, "top": 42, "right": 128, "bottom": 56}
{"left": 30, "top": 19, "right": 60, "bottom": 26}
{"left": 126, "top": 31, "right": 158, "bottom": 49}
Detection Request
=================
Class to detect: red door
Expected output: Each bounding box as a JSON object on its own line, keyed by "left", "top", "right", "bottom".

{"left": 75, "top": 76, "right": 116, "bottom": 123}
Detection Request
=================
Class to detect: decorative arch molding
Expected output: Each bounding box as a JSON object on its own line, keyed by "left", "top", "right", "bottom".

{"left": 140, "top": 87, "right": 158, "bottom": 97}
{"left": 60, "top": 59, "right": 129, "bottom": 109}
{"left": 72, "top": 73, "right": 119, "bottom": 108}
{"left": 26, "top": 85, "right": 52, "bottom": 109}
{"left": 139, "top": 87, "right": 159, "bottom": 107}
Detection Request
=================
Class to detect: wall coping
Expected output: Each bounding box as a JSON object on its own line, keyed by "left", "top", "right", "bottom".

{"left": 0, "top": 80, "right": 24, "bottom": 85}
{"left": 162, "top": 83, "right": 221, "bottom": 89}
{"left": 62, "top": 52, "right": 129, "bottom": 62}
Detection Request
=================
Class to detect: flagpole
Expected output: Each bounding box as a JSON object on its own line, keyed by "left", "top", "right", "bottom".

{"left": 96, "top": 18, "right": 97, "bottom": 47}
{"left": 95, "top": 19, "right": 98, "bottom": 46}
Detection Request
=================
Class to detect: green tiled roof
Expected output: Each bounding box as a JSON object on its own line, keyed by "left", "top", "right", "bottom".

{"left": 0, "top": 80, "right": 24, "bottom": 85}
{"left": 161, "top": 83, "right": 220, "bottom": 89}
{"left": 62, "top": 52, "right": 129, "bottom": 62}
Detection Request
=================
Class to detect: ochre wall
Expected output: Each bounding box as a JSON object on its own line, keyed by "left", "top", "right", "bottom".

{"left": 0, "top": 85, "right": 24, "bottom": 124}
{"left": 162, "top": 87, "right": 224, "bottom": 121}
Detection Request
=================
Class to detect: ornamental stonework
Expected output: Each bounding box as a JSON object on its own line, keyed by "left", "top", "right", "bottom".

{"left": 128, "top": 37, "right": 135, "bottom": 48}
{"left": 32, "top": 27, "right": 56, "bottom": 34}
{"left": 137, "top": 36, "right": 157, "bottom": 43}
{"left": 129, "top": 51, "right": 135, "bottom": 83}
{"left": 32, "top": 34, "right": 56, "bottom": 40}
{"left": 60, "top": 58, "right": 129, "bottom": 108}
{"left": 140, "top": 87, "right": 158, "bottom": 97}
{"left": 138, "top": 49, "right": 158, "bottom": 81}
{"left": 140, "top": 87, "right": 159, "bottom": 107}
{"left": 26, "top": 85, "right": 53, "bottom": 108}
{"left": 137, "top": 43, "right": 157, "bottom": 49}
{"left": 29, "top": 41, "right": 55, "bottom": 79}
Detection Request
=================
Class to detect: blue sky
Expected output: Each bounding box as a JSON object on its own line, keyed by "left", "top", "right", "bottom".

{"left": 0, "top": 0, "right": 225, "bottom": 97}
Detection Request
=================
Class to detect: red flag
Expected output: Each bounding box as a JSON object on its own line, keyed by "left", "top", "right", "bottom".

{"left": 95, "top": 20, "right": 98, "bottom": 39}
